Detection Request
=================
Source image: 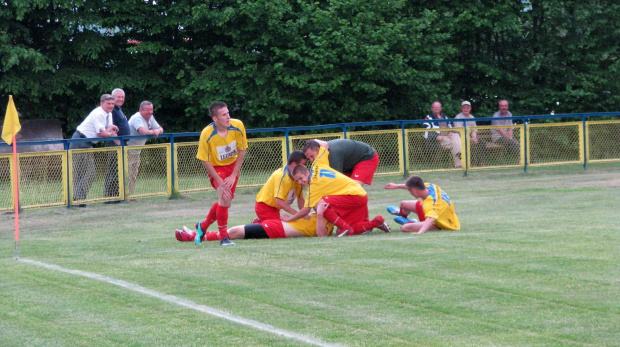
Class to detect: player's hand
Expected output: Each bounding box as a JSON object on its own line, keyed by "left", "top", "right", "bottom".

{"left": 315, "top": 201, "right": 329, "bottom": 214}
{"left": 281, "top": 215, "right": 291, "bottom": 222}
{"left": 222, "top": 175, "right": 236, "bottom": 190}
{"left": 384, "top": 183, "right": 397, "bottom": 189}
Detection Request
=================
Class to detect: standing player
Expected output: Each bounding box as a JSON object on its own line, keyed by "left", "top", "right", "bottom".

{"left": 302, "top": 139, "right": 379, "bottom": 186}
{"left": 195, "top": 102, "right": 248, "bottom": 246}
{"left": 285, "top": 165, "right": 390, "bottom": 236}
{"left": 254, "top": 150, "right": 307, "bottom": 223}
{"left": 385, "top": 175, "right": 460, "bottom": 234}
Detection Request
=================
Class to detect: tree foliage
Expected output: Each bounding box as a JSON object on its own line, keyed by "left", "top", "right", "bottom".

{"left": 1, "top": 0, "right": 618, "bottom": 135}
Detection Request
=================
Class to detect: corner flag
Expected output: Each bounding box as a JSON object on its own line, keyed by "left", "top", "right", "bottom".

{"left": 2, "top": 95, "right": 21, "bottom": 144}
{"left": 3, "top": 95, "right": 22, "bottom": 259}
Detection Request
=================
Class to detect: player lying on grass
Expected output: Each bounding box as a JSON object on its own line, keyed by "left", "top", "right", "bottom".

{"left": 384, "top": 175, "right": 460, "bottom": 234}
{"left": 176, "top": 201, "right": 336, "bottom": 241}
{"left": 284, "top": 164, "right": 390, "bottom": 237}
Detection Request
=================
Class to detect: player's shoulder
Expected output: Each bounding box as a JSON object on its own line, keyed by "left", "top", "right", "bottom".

{"left": 229, "top": 118, "right": 245, "bottom": 128}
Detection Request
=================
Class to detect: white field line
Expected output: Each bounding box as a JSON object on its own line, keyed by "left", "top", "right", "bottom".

{"left": 19, "top": 258, "right": 345, "bottom": 347}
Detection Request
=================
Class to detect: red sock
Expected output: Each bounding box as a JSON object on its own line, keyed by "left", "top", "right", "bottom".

{"left": 216, "top": 205, "right": 230, "bottom": 240}
{"left": 415, "top": 200, "right": 426, "bottom": 221}
{"left": 322, "top": 208, "right": 351, "bottom": 231}
{"left": 350, "top": 220, "right": 376, "bottom": 235}
{"left": 201, "top": 202, "right": 218, "bottom": 230}
{"left": 205, "top": 232, "right": 220, "bottom": 241}
{"left": 399, "top": 207, "right": 407, "bottom": 218}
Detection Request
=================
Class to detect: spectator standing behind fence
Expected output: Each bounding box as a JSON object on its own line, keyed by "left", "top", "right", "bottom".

{"left": 453, "top": 101, "right": 487, "bottom": 167}
{"left": 126, "top": 101, "right": 164, "bottom": 198}
{"left": 385, "top": 175, "right": 460, "bottom": 234}
{"left": 491, "top": 100, "right": 520, "bottom": 156}
{"left": 253, "top": 150, "right": 306, "bottom": 224}
{"left": 69, "top": 94, "right": 119, "bottom": 207}
{"left": 103, "top": 88, "right": 131, "bottom": 203}
{"left": 194, "top": 101, "right": 248, "bottom": 247}
{"left": 301, "top": 139, "right": 380, "bottom": 186}
{"left": 423, "top": 101, "right": 462, "bottom": 168}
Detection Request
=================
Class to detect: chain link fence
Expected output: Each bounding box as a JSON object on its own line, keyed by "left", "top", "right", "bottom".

{"left": 2, "top": 118, "right": 619, "bottom": 211}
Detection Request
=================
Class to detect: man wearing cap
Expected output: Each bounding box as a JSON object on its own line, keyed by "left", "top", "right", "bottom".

{"left": 422, "top": 101, "right": 462, "bottom": 168}
{"left": 453, "top": 101, "right": 487, "bottom": 167}
{"left": 69, "top": 94, "right": 120, "bottom": 206}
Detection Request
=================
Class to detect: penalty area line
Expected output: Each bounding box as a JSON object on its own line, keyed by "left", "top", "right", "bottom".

{"left": 19, "top": 258, "right": 344, "bottom": 347}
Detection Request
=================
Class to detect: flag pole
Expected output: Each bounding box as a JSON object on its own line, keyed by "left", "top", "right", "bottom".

{"left": 3, "top": 95, "right": 22, "bottom": 260}
{"left": 13, "top": 130, "right": 20, "bottom": 260}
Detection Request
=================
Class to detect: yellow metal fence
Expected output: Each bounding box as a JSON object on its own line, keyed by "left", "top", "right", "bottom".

{"left": 1, "top": 121, "right": 619, "bottom": 211}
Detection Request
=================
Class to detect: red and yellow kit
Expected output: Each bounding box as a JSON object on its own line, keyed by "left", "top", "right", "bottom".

{"left": 421, "top": 183, "right": 461, "bottom": 230}
{"left": 196, "top": 118, "right": 248, "bottom": 166}
{"left": 303, "top": 165, "right": 367, "bottom": 208}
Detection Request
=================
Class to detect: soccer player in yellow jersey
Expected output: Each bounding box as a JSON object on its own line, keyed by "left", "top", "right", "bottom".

{"left": 254, "top": 150, "right": 306, "bottom": 223}
{"left": 302, "top": 139, "right": 379, "bottom": 186}
{"left": 175, "top": 201, "right": 335, "bottom": 241}
{"left": 195, "top": 102, "right": 248, "bottom": 246}
{"left": 384, "top": 175, "right": 460, "bottom": 234}
{"left": 285, "top": 165, "right": 391, "bottom": 237}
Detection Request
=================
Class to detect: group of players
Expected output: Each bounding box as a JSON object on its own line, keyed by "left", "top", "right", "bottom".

{"left": 174, "top": 101, "right": 460, "bottom": 246}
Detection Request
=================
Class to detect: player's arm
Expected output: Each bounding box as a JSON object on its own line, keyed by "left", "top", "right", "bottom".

{"left": 314, "top": 139, "right": 329, "bottom": 148}
{"left": 315, "top": 201, "right": 329, "bottom": 237}
{"left": 416, "top": 217, "right": 436, "bottom": 234}
{"left": 201, "top": 160, "right": 224, "bottom": 187}
{"left": 281, "top": 206, "right": 311, "bottom": 223}
{"left": 384, "top": 183, "right": 407, "bottom": 190}
{"left": 296, "top": 196, "right": 305, "bottom": 210}
{"left": 276, "top": 198, "right": 298, "bottom": 215}
{"left": 223, "top": 149, "right": 246, "bottom": 189}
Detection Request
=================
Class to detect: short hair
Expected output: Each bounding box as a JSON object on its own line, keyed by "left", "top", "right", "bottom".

{"left": 100, "top": 94, "right": 114, "bottom": 102}
{"left": 111, "top": 88, "right": 125, "bottom": 96}
{"left": 302, "top": 140, "right": 320, "bottom": 153}
{"left": 498, "top": 99, "right": 509, "bottom": 105}
{"left": 288, "top": 150, "right": 306, "bottom": 165}
{"left": 139, "top": 101, "right": 153, "bottom": 110}
{"left": 292, "top": 164, "right": 308, "bottom": 176}
{"left": 209, "top": 101, "right": 228, "bottom": 117}
{"left": 405, "top": 175, "right": 425, "bottom": 190}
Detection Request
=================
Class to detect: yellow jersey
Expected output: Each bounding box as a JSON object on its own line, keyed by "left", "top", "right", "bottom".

{"left": 255, "top": 166, "right": 302, "bottom": 208}
{"left": 289, "top": 214, "right": 334, "bottom": 236}
{"left": 304, "top": 165, "right": 366, "bottom": 208}
{"left": 422, "top": 183, "right": 460, "bottom": 230}
{"left": 196, "top": 119, "right": 248, "bottom": 166}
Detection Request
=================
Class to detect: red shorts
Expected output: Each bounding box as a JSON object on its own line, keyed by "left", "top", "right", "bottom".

{"left": 255, "top": 202, "right": 280, "bottom": 221}
{"left": 322, "top": 195, "right": 369, "bottom": 223}
{"left": 209, "top": 162, "right": 239, "bottom": 197}
{"left": 262, "top": 220, "right": 286, "bottom": 238}
{"left": 343, "top": 152, "right": 379, "bottom": 185}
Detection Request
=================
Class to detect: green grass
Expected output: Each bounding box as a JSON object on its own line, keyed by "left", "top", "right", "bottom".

{"left": 1, "top": 164, "right": 619, "bottom": 346}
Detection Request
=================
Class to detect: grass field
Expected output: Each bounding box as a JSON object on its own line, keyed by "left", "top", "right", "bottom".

{"left": 1, "top": 164, "right": 619, "bottom": 346}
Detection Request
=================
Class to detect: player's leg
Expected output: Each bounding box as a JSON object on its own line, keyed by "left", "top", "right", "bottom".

{"left": 254, "top": 202, "right": 281, "bottom": 223}
{"left": 401, "top": 221, "right": 440, "bottom": 233}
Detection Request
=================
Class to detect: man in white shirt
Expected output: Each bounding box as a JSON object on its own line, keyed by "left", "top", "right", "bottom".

{"left": 69, "top": 94, "right": 119, "bottom": 206}
{"left": 126, "top": 101, "right": 163, "bottom": 196}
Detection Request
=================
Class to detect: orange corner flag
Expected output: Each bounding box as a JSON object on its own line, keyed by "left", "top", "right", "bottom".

{"left": 2, "top": 95, "right": 21, "bottom": 145}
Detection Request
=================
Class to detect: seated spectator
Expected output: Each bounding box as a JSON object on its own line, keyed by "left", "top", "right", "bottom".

{"left": 491, "top": 100, "right": 520, "bottom": 156}
{"left": 423, "top": 101, "right": 462, "bottom": 168}
{"left": 453, "top": 101, "right": 487, "bottom": 167}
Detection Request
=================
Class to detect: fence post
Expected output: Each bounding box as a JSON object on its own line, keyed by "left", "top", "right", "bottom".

{"left": 65, "top": 140, "right": 71, "bottom": 208}
{"left": 170, "top": 134, "right": 176, "bottom": 196}
{"left": 401, "top": 121, "right": 408, "bottom": 177}
{"left": 523, "top": 119, "right": 528, "bottom": 173}
{"left": 582, "top": 115, "right": 587, "bottom": 171}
